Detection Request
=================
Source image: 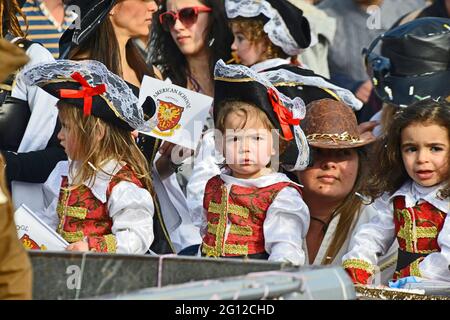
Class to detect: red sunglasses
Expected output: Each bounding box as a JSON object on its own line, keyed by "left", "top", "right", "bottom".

{"left": 159, "top": 6, "right": 212, "bottom": 31}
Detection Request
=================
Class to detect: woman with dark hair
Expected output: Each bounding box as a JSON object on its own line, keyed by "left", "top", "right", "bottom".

{"left": 150, "top": 0, "right": 233, "bottom": 96}
{"left": 295, "top": 99, "right": 397, "bottom": 284}
{"left": 0, "top": 0, "right": 66, "bottom": 212}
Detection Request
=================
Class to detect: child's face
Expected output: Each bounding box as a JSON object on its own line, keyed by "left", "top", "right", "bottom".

{"left": 57, "top": 114, "right": 79, "bottom": 160}
{"left": 401, "top": 122, "right": 449, "bottom": 187}
{"left": 231, "top": 24, "right": 267, "bottom": 67}
{"left": 223, "top": 111, "right": 275, "bottom": 179}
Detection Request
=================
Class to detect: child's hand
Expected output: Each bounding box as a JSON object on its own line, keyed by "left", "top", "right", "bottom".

{"left": 66, "top": 241, "right": 89, "bottom": 252}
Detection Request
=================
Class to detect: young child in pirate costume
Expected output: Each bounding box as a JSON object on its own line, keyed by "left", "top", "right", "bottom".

{"left": 343, "top": 99, "right": 450, "bottom": 284}
{"left": 224, "top": 0, "right": 364, "bottom": 111}
{"left": 191, "top": 61, "right": 310, "bottom": 264}
{"left": 21, "top": 60, "right": 159, "bottom": 253}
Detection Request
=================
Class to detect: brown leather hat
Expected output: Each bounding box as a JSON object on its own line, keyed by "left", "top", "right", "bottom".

{"left": 302, "top": 99, "right": 376, "bottom": 149}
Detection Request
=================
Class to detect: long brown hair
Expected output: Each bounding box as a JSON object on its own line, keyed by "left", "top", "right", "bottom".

{"left": 0, "top": 0, "right": 26, "bottom": 38}
{"left": 68, "top": 17, "right": 153, "bottom": 81}
{"left": 367, "top": 99, "right": 450, "bottom": 199}
{"left": 321, "top": 148, "right": 370, "bottom": 264}
{"left": 57, "top": 101, "right": 153, "bottom": 194}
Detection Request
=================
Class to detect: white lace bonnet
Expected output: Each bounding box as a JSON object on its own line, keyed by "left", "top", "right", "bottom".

{"left": 225, "top": 0, "right": 311, "bottom": 56}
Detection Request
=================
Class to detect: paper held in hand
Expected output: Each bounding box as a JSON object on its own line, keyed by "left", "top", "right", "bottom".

{"left": 138, "top": 76, "right": 213, "bottom": 150}
{"left": 14, "top": 204, "right": 68, "bottom": 251}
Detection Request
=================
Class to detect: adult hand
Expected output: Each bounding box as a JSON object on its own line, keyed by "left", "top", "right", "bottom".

{"left": 355, "top": 80, "right": 373, "bottom": 104}
{"left": 155, "top": 141, "right": 193, "bottom": 179}
{"left": 358, "top": 120, "right": 378, "bottom": 135}
{"left": 66, "top": 240, "right": 89, "bottom": 252}
{"left": 0, "top": 39, "right": 29, "bottom": 82}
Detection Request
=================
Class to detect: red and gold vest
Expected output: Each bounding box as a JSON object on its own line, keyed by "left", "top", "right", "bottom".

{"left": 201, "top": 175, "right": 302, "bottom": 258}
{"left": 56, "top": 165, "right": 143, "bottom": 253}
{"left": 393, "top": 196, "right": 447, "bottom": 278}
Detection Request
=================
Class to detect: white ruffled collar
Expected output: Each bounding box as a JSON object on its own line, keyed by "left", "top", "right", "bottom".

{"left": 251, "top": 58, "right": 291, "bottom": 72}
{"left": 67, "top": 159, "right": 125, "bottom": 203}
{"left": 219, "top": 170, "right": 300, "bottom": 188}
{"left": 389, "top": 180, "right": 449, "bottom": 213}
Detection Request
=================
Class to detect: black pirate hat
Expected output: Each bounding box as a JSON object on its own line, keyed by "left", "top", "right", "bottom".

{"left": 225, "top": 0, "right": 311, "bottom": 56}
{"left": 364, "top": 17, "right": 450, "bottom": 106}
{"left": 21, "top": 59, "right": 156, "bottom": 131}
{"left": 213, "top": 60, "right": 310, "bottom": 171}
{"left": 59, "top": 0, "right": 117, "bottom": 58}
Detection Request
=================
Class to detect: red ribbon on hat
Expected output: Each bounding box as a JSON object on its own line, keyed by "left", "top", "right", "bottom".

{"left": 59, "top": 72, "right": 107, "bottom": 116}
{"left": 267, "top": 87, "right": 299, "bottom": 141}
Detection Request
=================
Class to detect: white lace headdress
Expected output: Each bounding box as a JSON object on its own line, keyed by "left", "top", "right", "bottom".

{"left": 21, "top": 59, "right": 156, "bottom": 131}
{"left": 214, "top": 59, "right": 310, "bottom": 171}
{"left": 262, "top": 69, "right": 364, "bottom": 111}
{"left": 225, "top": 0, "right": 305, "bottom": 56}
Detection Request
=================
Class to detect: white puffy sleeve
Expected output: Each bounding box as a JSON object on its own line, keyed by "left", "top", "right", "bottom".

{"left": 107, "top": 181, "right": 154, "bottom": 254}
{"left": 186, "top": 130, "right": 222, "bottom": 215}
{"left": 342, "top": 194, "right": 397, "bottom": 270}
{"left": 419, "top": 215, "right": 450, "bottom": 281}
{"left": 264, "top": 187, "right": 309, "bottom": 266}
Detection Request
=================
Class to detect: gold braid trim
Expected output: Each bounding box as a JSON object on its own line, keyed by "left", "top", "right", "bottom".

{"left": 342, "top": 259, "right": 375, "bottom": 274}
{"left": 61, "top": 230, "right": 84, "bottom": 243}
{"left": 104, "top": 234, "right": 117, "bottom": 253}
{"left": 224, "top": 244, "right": 248, "bottom": 255}
{"left": 202, "top": 242, "right": 218, "bottom": 257}
{"left": 57, "top": 205, "right": 88, "bottom": 220}
{"left": 57, "top": 188, "right": 70, "bottom": 234}
{"left": 229, "top": 224, "right": 253, "bottom": 236}
{"left": 228, "top": 204, "right": 249, "bottom": 218}
{"left": 397, "top": 209, "right": 414, "bottom": 252}
{"left": 206, "top": 186, "right": 229, "bottom": 257}
{"left": 410, "top": 258, "right": 423, "bottom": 277}
{"left": 207, "top": 222, "right": 218, "bottom": 235}
{"left": 416, "top": 226, "right": 438, "bottom": 239}
{"left": 307, "top": 132, "right": 363, "bottom": 144}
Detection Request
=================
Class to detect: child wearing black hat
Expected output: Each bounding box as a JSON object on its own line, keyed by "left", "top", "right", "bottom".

{"left": 224, "top": 0, "right": 363, "bottom": 108}
{"left": 21, "top": 60, "right": 158, "bottom": 254}
{"left": 192, "top": 61, "right": 310, "bottom": 264}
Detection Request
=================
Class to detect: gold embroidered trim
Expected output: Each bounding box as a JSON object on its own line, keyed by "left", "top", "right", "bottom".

{"left": 61, "top": 230, "right": 84, "bottom": 243}
{"left": 342, "top": 259, "right": 375, "bottom": 274}
{"left": 229, "top": 224, "right": 253, "bottom": 236}
{"left": 228, "top": 204, "right": 249, "bottom": 218}
{"left": 57, "top": 188, "right": 70, "bottom": 234}
{"left": 224, "top": 244, "right": 248, "bottom": 255}
{"left": 207, "top": 222, "right": 218, "bottom": 235}
{"left": 397, "top": 209, "right": 414, "bottom": 252}
{"left": 104, "top": 234, "right": 117, "bottom": 253}
{"left": 57, "top": 205, "right": 88, "bottom": 220}
{"left": 201, "top": 242, "right": 217, "bottom": 257}
{"left": 307, "top": 132, "right": 362, "bottom": 144}
{"left": 205, "top": 186, "right": 229, "bottom": 257}
{"left": 410, "top": 258, "right": 423, "bottom": 277}
{"left": 416, "top": 226, "right": 438, "bottom": 239}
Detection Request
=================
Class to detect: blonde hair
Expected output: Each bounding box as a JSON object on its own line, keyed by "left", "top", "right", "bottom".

{"left": 230, "top": 18, "right": 287, "bottom": 61}
{"left": 57, "top": 101, "right": 153, "bottom": 194}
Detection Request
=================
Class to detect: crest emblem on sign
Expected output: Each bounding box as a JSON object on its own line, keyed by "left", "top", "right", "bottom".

{"left": 153, "top": 100, "right": 184, "bottom": 136}
{"left": 20, "top": 234, "right": 47, "bottom": 250}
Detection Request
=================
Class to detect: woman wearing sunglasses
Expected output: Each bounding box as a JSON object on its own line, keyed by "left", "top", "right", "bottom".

{"left": 151, "top": 0, "right": 232, "bottom": 97}
{"left": 58, "top": 0, "right": 178, "bottom": 255}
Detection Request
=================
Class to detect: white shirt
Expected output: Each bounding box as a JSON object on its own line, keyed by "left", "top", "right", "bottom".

{"left": 191, "top": 171, "right": 310, "bottom": 266}
{"left": 342, "top": 180, "right": 450, "bottom": 282}
{"left": 39, "top": 160, "right": 154, "bottom": 254}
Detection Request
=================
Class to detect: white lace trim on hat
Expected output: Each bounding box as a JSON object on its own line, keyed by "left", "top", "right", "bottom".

{"left": 225, "top": 0, "right": 302, "bottom": 56}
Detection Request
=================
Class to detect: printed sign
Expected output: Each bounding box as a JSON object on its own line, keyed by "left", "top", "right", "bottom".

{"left": 14, "top": 205, "right": 68, "bottom": 251}
{"left": 138, "top": 76, "right": 213, "bottom": 150}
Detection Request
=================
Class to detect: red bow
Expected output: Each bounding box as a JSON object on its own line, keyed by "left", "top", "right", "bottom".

{"left": 59, "top": 72, "right": 107, "bottom": 116}
{"left": 267, "top": 88, "right": 299, "bottom": 141}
